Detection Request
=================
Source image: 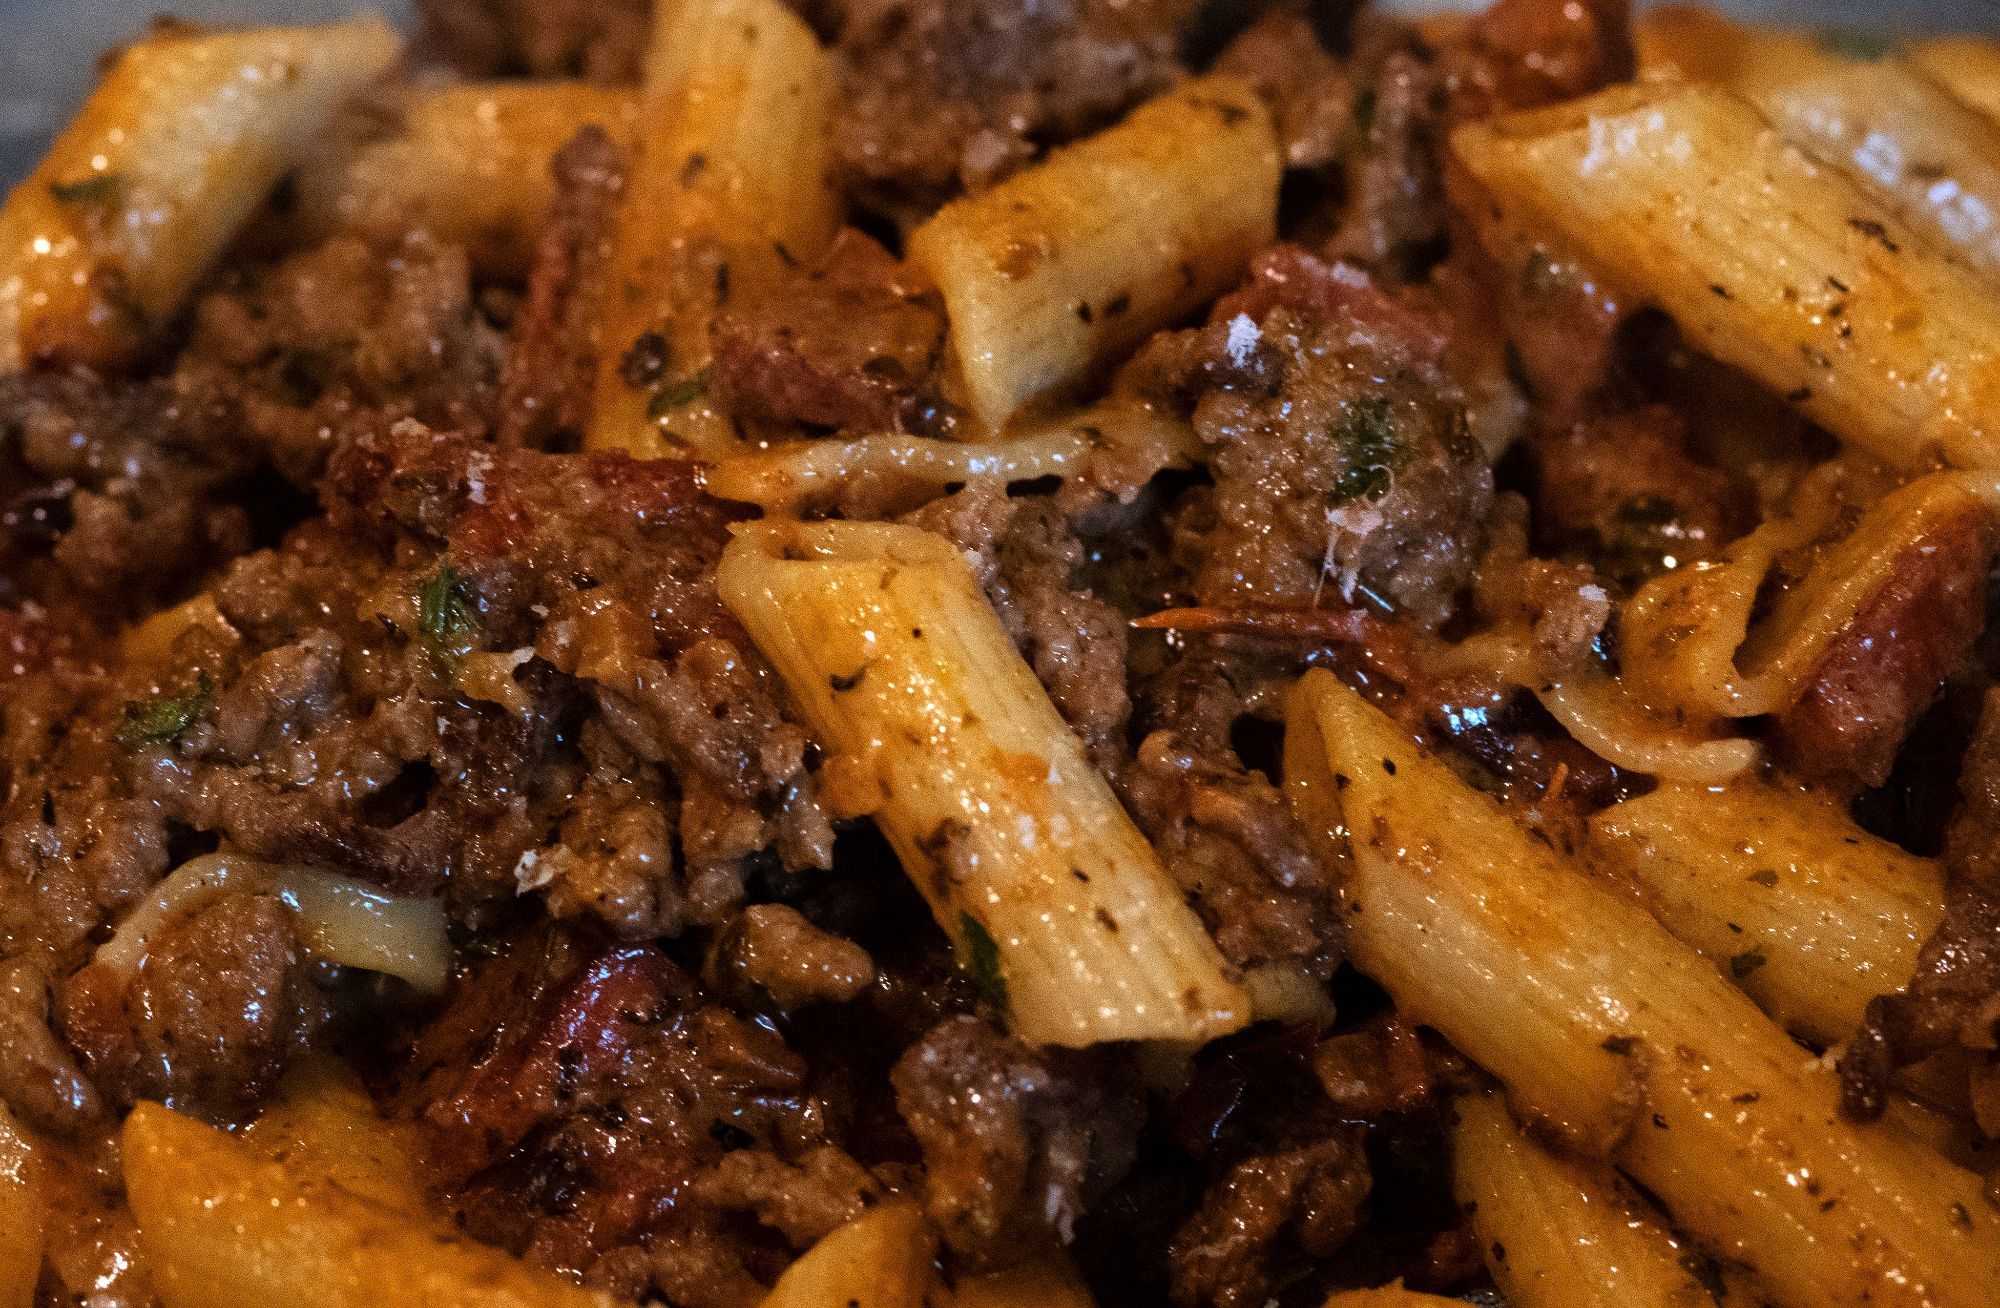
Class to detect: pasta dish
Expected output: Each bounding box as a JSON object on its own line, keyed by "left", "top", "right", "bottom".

{"left": 1, "top": 0, "right": 1998, "bottom": 1304}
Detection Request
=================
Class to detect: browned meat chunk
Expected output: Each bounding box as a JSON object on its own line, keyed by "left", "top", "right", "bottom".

{"left": 414, "top": 0, "right": 651, "bottom": 82}
{"left": 1213, "top": 9, "right": 1354, "bottom": 172}
{"left": 891, "top": 1015, "right": 1141, "bottom": 1268}
{"left": 1777, "top": 498, "right": 1996, "bottom": 789}
{"left": 709, "top": 230, "right": 950, "bottom": 437}
{"left": 59, "top": 891, "right": 314, "bottom": 1116}
{"left": 831, "top": 0, "right": 1197, "bottom": 220}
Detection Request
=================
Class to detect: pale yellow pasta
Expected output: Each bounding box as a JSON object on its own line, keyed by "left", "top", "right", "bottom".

{"left": 0, "top": 1103, "right": 41, "bottom": 1308}
{"left": 909, "top": 75, "right": 1279, "bottom": 431}
{"left": 1452, "top": 83, "right": 2000, "bottom": 471}
{"left": 96, "top": 853, "right": 449, "bottom": 993}
{"left": 940, "top": 1255, "right": 1096, "bottom": 1308}
{"left": 1454, "top": 1093, "right": 1770, "bottom": 1308}
{"left": 123, "top": 1102, "right": 613, "bottom": 1308}
{"left": 586, "top": 0, "right": 840, "bottom": 459}
{"left": 1589, "top": 779, "right": 1943, "bottom": 1047}
{"left": 1910, "top": 37, "right": 2000, "bottom": 124}
{"left": 241, "top": 1056, "right": 431, "bottom": 1213}
{"left": 1318, "top": 1289, "right": 1465, "bottom": 1307}
{"left": 718, "top": 520, "right": 1246, "bottom": 1046}
{"left": 1285, "top": 669, "right": 2000, "bottom": 1308}
{"left": 1639, "top": 7, "right": 2000, "bottom": 281}
{"left": 703, "top": 429, "right": 1094, "bottom": 514}
{"left": 758, "top": 1202, "right": 934, "bottom": 1308}
{"left": 120, "top": 593, "right": 240, "bottom": 664}
{"left": 0, "top": 17, "right": 400, "bottom": 369}
{"left": 297, "top": 82, "right": 640, "bottom": 277}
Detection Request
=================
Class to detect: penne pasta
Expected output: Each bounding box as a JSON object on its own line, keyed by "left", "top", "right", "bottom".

{"left": 241, "top": 1056, "right": 431, "bottom": 1213}
{"left": 297, "top": 82, "right": 640, "bottom": 277}
{"left": 0, "top": 17, "right": 401, "bottom": 369}
{"left": 718, "top": 520, "right": 1247, "bottom": 1045}
{"left": 1318, "top": 1289, "right": 1466, "bottom": 1307}
{"left": 1285, "top": 669, "right": 2000, "bottom": 1308}
{"left": 908, "top": 76, "right": 1279, "bottom": 431}
{"left": 0, "top": 1103, "right": 40, "bottom": 1308}
{"left": 758, "top": 1203, "right": 934, "bottom": 1308}
{"left": 1453, "top": 1092, "right": 1770, "bottom": 1308}
{"left": 938, "top": 1255, "right": 1098, "bottom": 1308}
{"left": 1910, "top": 37, "right": 2000, "bottom": 125}
{"left": 585, "top": 0, "right": 841, "bottom": 459}
{"left": 123, "top": 1102, "right": 612, "bottom": 1308}
{"left": 1637, "top": 7, "right": 2000, "bottom": 283}
{"left": 1588, "top": 779, "right": 1943, "bottom": 1047}
{"left": 1451, "top": 82, "right": 2000, "bottom": 471}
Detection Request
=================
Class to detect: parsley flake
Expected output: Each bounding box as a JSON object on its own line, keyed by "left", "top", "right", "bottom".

{"left": 959, "top": 912, "right": 1009, "bottom": 1013}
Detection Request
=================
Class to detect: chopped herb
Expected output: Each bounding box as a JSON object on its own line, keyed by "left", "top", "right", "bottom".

{"left": 1729, "top": 947, "right": 1767, "bottom": 979}
{"left": 1600, "top": 1035, "right": 1638, "bottom": 1055}
{"left": 959, "top": 911, "right": 1009, "bottom": 1013}
{"left": 1328, "top": 399, "right": 1401, "bottom": 505}
{"left": 828, "top": 665, "right": 868, "bottom": 693}
{"left": 619, "top": 331, "right": 670, "bottom": 390}
{"left": 1521, "top": 248, "right": 1563, "bottom": 297}
{"left": 647, "top": 369, "right": 709, "bottom": 420}
{"left": 418, "top": 562, "right": 476, "bottom": 655}
{"left": 1352, "top": 87, "right": 1378, "bottom": 137}
{"left": 117, "top": 670, "right": 212, "bottom": 747}
{"left": 1848, "top": 217, "right": 1900, "bottom": 253}
{"left": 49, "top": 172, "right": 124, "bottom": 207}
{"left": 1818, "top": 27, "right": 1896, "bottom": 60}
{"left": 1748, "top": 868, "right": 1780, "bottom": 888}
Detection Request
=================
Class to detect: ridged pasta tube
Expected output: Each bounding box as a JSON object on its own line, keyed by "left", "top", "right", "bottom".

{"left": 1285, "top": 670, "right": 2000, "bottom": 1308}
{"left": 719, "top": 520, "right": 1247, "bottom": 1046}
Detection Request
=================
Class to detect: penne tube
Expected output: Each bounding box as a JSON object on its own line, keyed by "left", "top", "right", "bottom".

{"left": 123, "top": 1102, "right": 612, "bottom": 1308}
{"left": 1588, "top": 779, "right": 1943, "bottom": 1047}
{"left": 1451, "top": 83, "right": 2000, "bottom": 471}
{"left": 1638, "top": 7, "right": 2000, "bottom": 282}
{"left": 297, "top": 82, "right": 640, "bottom": 277}
{"left": 718, "top": 520, "right": 1247, "bottom": 1046}
{"left": 0, "top": 17, "right": 401, "bottom": 369}
{"left": 1319, "top": 1290, "right": 1466, "bottom": 1307}
{"left": 1910, "top": 37, "right": 2000, "bottom": 125}
{"left": 1285, "top": 669, "right": 2000, "bottom": 1308}
{"left": 0, "top": 1103, "right": 40, "bottom": 1308}
{"left": 939, "top": 1254, "right": 1097, "bottom": 1308}
{"left": 908, "top": 76, "right": 1279, "bottom": 431}
{"left": 1453, "top": 1092, "right": 1771, "bottom": 1308}
{"left": 241, "top": 1056, "right": 432, "bottom": 1213}
{"left": 758, "top": 1202, "right": 934, "bottom": 1308}
{"left": 586, "top": 0, "right": 841, "bottom": 459}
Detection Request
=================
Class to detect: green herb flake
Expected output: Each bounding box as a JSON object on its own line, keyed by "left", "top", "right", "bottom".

{"left": 418, "top": 562, "right": 476, "bottom": 656}
{"left": 959, "top": 911, "right": 1009, "bottom": 1013}
{"left": 1818, "top": 27, "right": 1897, "bottom": 61}
{"left": 49, "top": 172, "right": 125, "bottom": 207}
{"left": 646, "top": 369, "right": 710, "bottom": 420}
{"left": 1729, "top": 947, "right": 1768, "bottom": 980}
{"left": 117, "top": 670, "right": 212, "bottom": 747}
{"left": 1328, "top": 399, "right": 1401, "bottom": 505}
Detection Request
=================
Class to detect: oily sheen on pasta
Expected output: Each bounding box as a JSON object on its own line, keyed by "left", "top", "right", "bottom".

{"left": 2, "top": 2, "right": 2000, "bottom": 1307}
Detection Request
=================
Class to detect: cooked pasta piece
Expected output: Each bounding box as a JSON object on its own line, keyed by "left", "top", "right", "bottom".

{"left": 908, "top": 76, "right": 1279, "bottom": 431}
{"left": 718, "top": 520, "right": 1247, "bottom": 1045}
{"left": 703, "top": 429, "right": 1094, "bottom": 514}
{"left": 759, "top": 1203, "right": 934, "bottom": 1308}
{"left": 241, "top": 1057, "right": 431, "bottom": 1213}
{"left": 1285, "top": 669, "right": 2000, "bottom": 1308}
{"left": 0, "top": 1104, "right": 39, "bottom": 1308}
{"left": 0, "top": 17, "right": 400, "bottom": 369}
{"left": 96, "top": 854, "right": 449, "bottom": 993}
{"left": 1451, "top": 83, "right": 2000, "bottom": 471}
{"left": 124, "top": 1103, "right": 611, "bottom": 1308}
{"left": 1638, "top": 8, "right": 2000, "bottom": 282}
{"left": 939, "top": 1254, "right": 1097, "bottom": 1308}
{"left": 1318, "top": 1289, "right": 1465, "bottom": 1307}
{"left": 297, "top": 82, "right": 640, "bottom": 277}
{"left": 1621, "top": 471, "right": 1992, "bottom": 722}
{"left": 1911, "top": 37, "right": 2000, "bottom": 124}
{"left": 585, "top": 0, "right": 841, "bottom": 459}
{"left": 119, "top": 593, "right": 240, "bottom": 664}
{"left": 1453, "top": 1092, "right": 1770, "bottom": 1308}
{"left": 1589, "top": 779, "right": 1943, "bottom": 1047}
